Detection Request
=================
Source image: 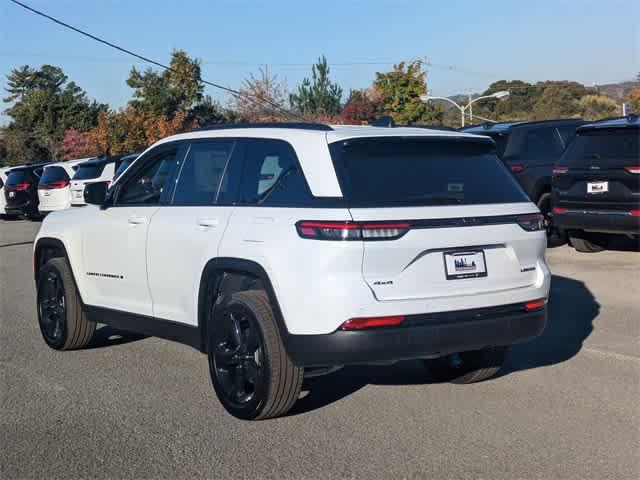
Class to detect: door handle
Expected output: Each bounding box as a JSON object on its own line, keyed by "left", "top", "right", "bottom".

{"left": 128, "top": 215, "right": 147, "bottom": 225}
{"left": 196, "top": 217, "right": 219, "bottom": 228}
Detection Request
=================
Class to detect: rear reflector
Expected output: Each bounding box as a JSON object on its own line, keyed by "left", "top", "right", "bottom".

{"left": 296, "top": 221, "right": 410, "bottom": 241}
{"left": 339, "top": 315, "right": 405, "bottom": 330}
{"left": 516, "top": 213, "right": 544, "bottom": 231}
{"left": 625, "top": 166, "right": 640, "bottom": 174}
{"left": 524, "top": 298, "right": 547, "bottom": 312}
{"left": 509, "top": 164, "right": 525, "bottom": 173}
{"left": 552, "top": 166, "right": 569, "bottom": 174}
{"left": 552, "top": 207, "right": 567, "bottom": 214}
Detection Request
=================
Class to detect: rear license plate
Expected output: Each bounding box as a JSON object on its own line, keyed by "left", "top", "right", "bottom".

{"left": 444, "top": 250, "right": 487, "bottom": 280}
{"left": 587, "top": 181, "right": 608, "bottom": 194}
{"left": 74, "top": 191, "right": 82, "bottom": 198}
{"left": 9, "top": 191, "right": 15, "bottom": 198}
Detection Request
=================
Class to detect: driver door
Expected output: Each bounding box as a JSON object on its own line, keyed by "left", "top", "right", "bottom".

{"left": 81, "top": 144, "right": 182, "bottom": 316}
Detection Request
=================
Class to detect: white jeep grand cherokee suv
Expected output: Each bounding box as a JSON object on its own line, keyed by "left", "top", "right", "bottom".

{"left": 34, "top": 123, "right": 550, "bottom": 420}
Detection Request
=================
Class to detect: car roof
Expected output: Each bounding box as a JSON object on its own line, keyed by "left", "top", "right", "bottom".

{"left": 578, "top": 115, "right": 640, "bottom": 132}
{"left": 77, "top": 156, "right": 116, "bottom": 166}
{"left": 45, "top": 157, "right": 95, "bottom": 169}
{"left": 461, "top": 118, "right": 586, "bottom": 134}
{"left": 7, "top": 161, "right": 52, "bottom": 172}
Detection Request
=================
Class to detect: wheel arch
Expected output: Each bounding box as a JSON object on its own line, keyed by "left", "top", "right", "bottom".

{"left": 34, "top": 237, "right": 71, "bottom": 284}
{"left": 196, "top": 257, "right": 292, "bottom": 355}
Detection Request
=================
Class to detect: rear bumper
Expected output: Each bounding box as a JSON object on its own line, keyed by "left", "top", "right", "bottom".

{"left": 554, "top": 209, "right": 640, "bottom": 234}
{"left": 286, "top": 303, "right": 547, "bottom": 367}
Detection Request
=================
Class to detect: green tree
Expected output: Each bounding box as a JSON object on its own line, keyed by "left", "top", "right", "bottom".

{"left": 578, "top": 94, "right": 618, "bottom": 120}
{"left": 127, "top": 49, "right": 204, "bottom": 117}
{"left": 289, "top": 55, "right": 343, "bottom": 116}
{"left": 373, "top": 60, "right": 442, "bottom": 124}
{"left": 3, "top": 65, "right": 106, "bottom": 164}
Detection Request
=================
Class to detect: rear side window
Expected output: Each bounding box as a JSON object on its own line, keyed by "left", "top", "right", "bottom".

{"left": 73, "top": 163, "right": 106, "bottom": 180}
{"left": 329, "top": 138, "right": 529, "bottom": 207}
{"left": 561, "top": 129, "right": 639, "bottom": 167}
{"left": 40, "top": 166, "right": 70, "bottom": 184}
{"left": 521, "top": 127, "right": 564, "bottom": 159}
{"left": 172, "top": 141, "right": 234, "bottom": 205}
{"left": 239, "top": 139, "right": 312, "bottom": 206}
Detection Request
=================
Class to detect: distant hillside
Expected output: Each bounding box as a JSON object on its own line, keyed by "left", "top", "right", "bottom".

{"left": 596, "top": 81, "right": 639, "bottom": 102}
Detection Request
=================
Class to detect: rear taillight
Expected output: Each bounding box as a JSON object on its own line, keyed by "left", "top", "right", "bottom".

{"left": 552, "top": 166, "right": 569, "bottom": 174}
{"left": 624, "top": 166, "right": 640, "bottom": 174}
{"left": 296, "top": 221, "right": 411, "bottom": 241}
{"left": 339, "top": 315, "right": 405, "bottom": 330}
{"left": 630, "top": 210, "right": 640, "bottom": 217}
{"left": 516, "top": 213, "right": 544, "bottom": 232}
{"left": 524, "top": 298, "right": 547, "bottom": 312}
{"left": 552, "top": 207, "right": 567, "bottom": 214}
{"left": 39, "top": 179, "right": 69, "bottom": 190}
{"left": 510, "top": 164, "right": 525, "bottom": 173}
{"left": 7, "top": 182, "right": 30, "bottom": 192}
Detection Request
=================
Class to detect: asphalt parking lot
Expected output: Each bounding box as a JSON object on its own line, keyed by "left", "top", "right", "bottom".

{"left": 1, "top": 218, "right": 639, "bottom": 479}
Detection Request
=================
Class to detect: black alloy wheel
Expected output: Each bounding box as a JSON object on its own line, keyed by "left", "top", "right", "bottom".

{"left": 38, "top": 269, "right": 67, "bottom": 347}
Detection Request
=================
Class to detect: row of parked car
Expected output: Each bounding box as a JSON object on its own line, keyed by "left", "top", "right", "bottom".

{"left": 0, "top": 152, "right": 139, "bottom": 219}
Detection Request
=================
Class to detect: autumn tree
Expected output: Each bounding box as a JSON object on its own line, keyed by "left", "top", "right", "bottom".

{"left": 290, "top": 55, "right": 343, "bottom": 117}
{"left": 339, "top": 88, "right": 384, "bottom": 124}
{"left": 373, "top": 60, "right": 442, "bottom": 124}
{"left": 231, "top": 67, "right": 289, "bottom": 122}
{"left": 60, "top": 128, "right": 101, "bottom": 160}
{"left": 627, "top": 87, "right": 640, "bottom": 112}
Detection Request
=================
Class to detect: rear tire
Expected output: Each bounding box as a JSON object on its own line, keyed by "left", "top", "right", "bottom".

{"left": 207, "top": 290, "right": 303, "bottom": 420}
{"left": 537, "top": 192, "right": 565, "bottom": 247}
{"left": 569, "top": 232, "right": 607, "bottom": 253}
{"left": 424, "top": 346, "right": 507, "bottom": 384}
{"left": 37, "top": 257, "right": 96, "bottom": 350}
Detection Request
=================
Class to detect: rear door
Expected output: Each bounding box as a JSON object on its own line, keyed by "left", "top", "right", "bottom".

{"left": 330, "top": 138, "right": 542, "bottom": 301}
{"left": 146, "top": 139, "right": 239, "bottom": 324}
{"left": 554, "top": 128, "right": 640, "bottom": 210}
{"left": 38, "top": 166, "right": 71, "bottom": 210}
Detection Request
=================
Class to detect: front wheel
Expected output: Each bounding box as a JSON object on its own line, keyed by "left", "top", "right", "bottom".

{"left": 207, "top": 290, "right": 303, "bottom": 420}
{"left": 424, "top": 346, "right": 507, "bottom": 384}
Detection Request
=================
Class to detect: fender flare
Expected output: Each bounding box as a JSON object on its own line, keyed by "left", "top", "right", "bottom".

{"left": 197, "top": 257, "right": 294, "bottom": 355}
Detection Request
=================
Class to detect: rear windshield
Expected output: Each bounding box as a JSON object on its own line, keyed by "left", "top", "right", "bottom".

{"left": 40, "top": 166, "right": 70, "bottom": 184}
{"left": 6, "top": 170, "right": 30, "bottom": 186}
{"left": 329, "top": 138, "right": 529, "bottom": 207}
{"left": 73, "top": 163, "right": 106, "bottom": 180}
{"left": 560, "top": 129, "right": 639, "bottom": 167}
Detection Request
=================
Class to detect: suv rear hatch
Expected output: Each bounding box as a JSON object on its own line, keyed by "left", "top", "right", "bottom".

{"left": 329, "top": 137, "right": 543, "bottom": 302}
{"left": 553, "top": 127, "right": 639, "bottom": 212}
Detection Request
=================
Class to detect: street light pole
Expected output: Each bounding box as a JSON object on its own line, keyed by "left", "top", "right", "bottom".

{"left": 419, "top": 90, "right": 510, "bottom": 127}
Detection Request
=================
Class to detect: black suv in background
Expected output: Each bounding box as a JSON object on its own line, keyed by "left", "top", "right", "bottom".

{"left": 552, "top": 115, "right": 639, "bottom": 252}
{"left": 3, "top": 162, "right": 50, "bottom": 219}
{"left": 461, "top": 119, "right": 587, "bottom": 245}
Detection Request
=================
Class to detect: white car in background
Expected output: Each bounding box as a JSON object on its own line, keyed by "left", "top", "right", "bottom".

{"left": 38, "top": 158, "right": 93, "bottom": 214}
{"left": 0, "top": 166, "right": 12, "bottom": 217}
{"left": 69, "top": 156, "right": 116, "bottom": 206}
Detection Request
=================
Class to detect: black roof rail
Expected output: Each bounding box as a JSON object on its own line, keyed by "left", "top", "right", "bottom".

{"left": 193, "top": 122, "right": 333, "bottom": 132}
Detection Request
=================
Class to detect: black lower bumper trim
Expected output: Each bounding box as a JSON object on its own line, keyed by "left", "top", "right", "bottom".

{"left": 286, "top": 306, "right": 547, "bottom": 367}
{"left": 554, "top": 210, "right": 640, "bottom": 235}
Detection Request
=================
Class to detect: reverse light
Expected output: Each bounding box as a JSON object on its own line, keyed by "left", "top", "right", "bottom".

{"left": 339, "top": 315, "right": 405, "bottom": 330}
{"left": 524, "top": 298, "right": 547, "bottom": 312}
{"left": 516, "top": 213, "right": 544, "bottom": 231}
{"left": 296, "top": 221, "right": 411, "bottom": 241}
{"left": 510, "top": 164, "right": 525, "bottom": 174}
{"left": 624, "top": 166, "right": 640, "bottom": 174}
{"left": 552, "top": 166, "right": 569, "bottom": 174}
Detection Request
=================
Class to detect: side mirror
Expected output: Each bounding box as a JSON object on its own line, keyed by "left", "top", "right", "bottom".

{"left": 84, "top": 181, "right": 109, "bottom": 206}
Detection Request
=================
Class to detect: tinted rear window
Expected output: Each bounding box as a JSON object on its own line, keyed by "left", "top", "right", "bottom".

{"left": 40, "top": 166, "right": 70, "bottom": 184}
{"left": 6, "top": 171, "right": 30, "bottom": 185}
{"left": 73, "top": 163, "right": 106, "bottom": 180}
{"left": 329, "top": 138, "right": 529, "bottom": 207}
{"left": 561, "top": 129, "right": 639, "bottom": 167}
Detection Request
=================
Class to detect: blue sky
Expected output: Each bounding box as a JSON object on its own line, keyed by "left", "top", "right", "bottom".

{"left": 1, "top": 0, "right": 638, "bottom": 122}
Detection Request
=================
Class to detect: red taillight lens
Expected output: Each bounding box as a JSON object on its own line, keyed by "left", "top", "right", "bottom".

{"left": 7, "top": 182, "right": 30, "bottom": 192}
{"left": 510, "top": 164, "right": 525, "bottom": 173}
{"left": 524, "top": 298, "right": 547, "bottom": 312}
{"left": 296, "top": 221, "right": 411, "bottom": 241}
{"left": 624, "top": 166, "right": 640, "bottom": 174}
{"left": 552, "top": 207, "right": 567, "bottom": 214}
{"left": 516, "top": 213, "right": 544, "bottom": 232}
{"left": 630, "top": 210, "right": 640, "bottom": 217}
{"left": 39, "top": 179, "right": 69, "bottom": 190}
{"left": 340, "top": 315, "right": 405, "bottom": 330}
{"left": 553, "top": 166, "right": 569, "bottom": 174}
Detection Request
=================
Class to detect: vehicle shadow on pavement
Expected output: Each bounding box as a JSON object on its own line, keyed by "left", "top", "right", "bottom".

{"left": 85, "top": 324, "right": 147, "bottom": 349}
{"left": 499, "top": 273, "right": 598, "bottom": 376}
{"left": 290, "top": 274, "right": 599, "bottom": 416}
